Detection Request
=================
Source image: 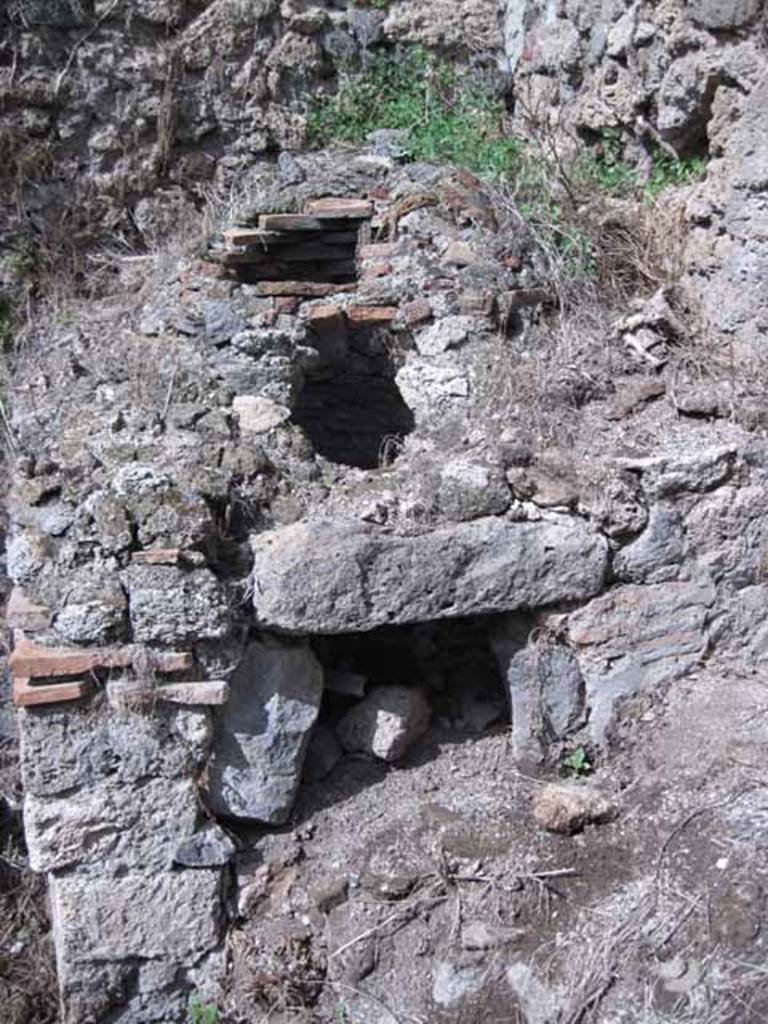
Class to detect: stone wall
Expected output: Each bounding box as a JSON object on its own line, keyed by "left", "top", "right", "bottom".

{"left": 7, "top": 147, "right": 768, "bottom": 1018}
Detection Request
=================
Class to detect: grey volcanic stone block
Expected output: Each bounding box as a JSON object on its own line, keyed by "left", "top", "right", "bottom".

{"left": 205, "top": 640, "right": 323, "bottom": 823}
{"left": 492, "top": 618, "right": 585, "bottom": 764}
{"left": 250, "top": 515, "right": 608, "bottom": 633}
{"left": 336, "top": 686, "right": 431, "bottom": 761}
{"left": 50, "top": 868, "right": 223, "bottom": 965}
{"left": 568, "top": 577, "right": 715, "bottom": 740}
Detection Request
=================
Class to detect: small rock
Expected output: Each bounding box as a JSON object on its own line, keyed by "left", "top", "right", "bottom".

{"left": 312, "top": 877, "right": 349, "bottom": 914}
{"left": 461, "top": 920, "right": 523, "bottom": 951}
{"left": 432, "top": 960, "right": 486, "bottom": 1008}
{"left": 675, "top": 384, "right": 724, "bottom": 418}
{"left": 336, "top": 685, "right": 431, "bottom": 762}
{"left": 174, "top": 823, "right": 236, "bottom": 868}
{"left": 442, "top": 240, "right": 479, "bottom": 267}
{"left": 532, "top": 784, "right": 618, "bottom": 834}
{"left": 415, "top": 315, "right": 474, "bottom": 356}
{"left": 277, "top": 151, "right": 306, "bottom": 185}
{"left": 233, "top": 395, "right": 291, "bottom": 434}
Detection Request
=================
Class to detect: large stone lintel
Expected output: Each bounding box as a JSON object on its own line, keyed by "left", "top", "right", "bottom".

{"left": 249, "top": 515, "right": 609, "bottom": 633}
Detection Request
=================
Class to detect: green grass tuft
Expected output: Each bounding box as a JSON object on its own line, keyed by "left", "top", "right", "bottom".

{"left": 307, "top": 46, "right": 521, "bottom": 179}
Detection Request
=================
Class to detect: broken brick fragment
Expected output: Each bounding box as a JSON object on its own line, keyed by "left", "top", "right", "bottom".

{"left": 13, "top": 676, "right": 93, "bottom": 708}
{"left": 10, "top": 637, "right": 193, "bottom": 680}
{"left": 346, "top": 306, "right": 398, "bottom": 326}
{"left": 401, "top": 299, "right": 433, "bottom": 327}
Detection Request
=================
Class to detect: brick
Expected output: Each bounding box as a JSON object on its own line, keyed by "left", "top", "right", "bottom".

{"left": 307, "top": 304, "right": 345, "bottom": 331}
{"left": 13, "top": 676, "right": 93, "bottom": 708}
{"left": 304, "top": 197, "right": 373, "bottom": 218}
{"left": 368, "top": 184, "right": 391, "bottom": 200}
{"left": 10, "top": 637, "right": 193, "bottom": 680}
{"left": 254, "top": 281, "right": 351, "bottom": 297}
{"left": 132, "top": 549, "right": 183, "bottom": 566}
{"left": 358, "top": 243, "right": 398, "bottom": 260}
{"left": 346, "top": 306, "right": 398, "bottom": 326}
{"left": 6, "top": 588, "right": 52, "bottom": 632}
{"left": 401, "top": 299, "right": 433, "bottom": 327}
{"left": 363, "top": 261, "right": 392, "bottom": 279}
{"left": 274, "top": 296, "right": 301, "bottom": 315}
{"left": 459, "top": 291, "right": 497, "bottom": 317}
{"left": 108, "top": 680, "right": 229, "bottom": 707}
{"left": 222, "top": 227, "right": 279, "bottom": 247}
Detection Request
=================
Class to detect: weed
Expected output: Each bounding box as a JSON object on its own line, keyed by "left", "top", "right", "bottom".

{"left": 334, "top": 1002, "right": 351, "bottom": 1023}
{"left": 644, "top": 148, "right": 706, "bottom": 198}
{"left": 575, "top": 130, "right": 706, "bottom": 200}
{"left": 188, "top": 996, "right": 219, "bottom": 1024}
{"left": 562, "top": 745, "right": 592, "bottom": 778}
{"left": 307, "top": 46, "right": 521, "bottom": 179}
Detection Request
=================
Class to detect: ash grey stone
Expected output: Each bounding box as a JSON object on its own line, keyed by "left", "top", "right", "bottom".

{"left": 336, "top": 685, "right": 431, "bottom": 762}
{"left": 50, "top": 868, "right": 222, "bottom": 965}
{"left": 24, "top": 777, "right": 199, "bottom": 874}
{"left": 492, "top": 619, "right": 585, "bottom": 762}
{"left": 277, "top": 151, "right": 306, "bottom": 186}
{"left": 438, "top": 456, "right": 511, "bottom": 521}
{"left": 433, "top": 960, "right": 487, "bottom": 1009}
{"left": 204, "top": 300, "right": 246, "bottom": 348}
{"left": 415, "top": 315, "right": 475, "bottom": 356}
{"left": 122, "top": 565, "right": 230, "bottom": 644}
{"left": 174, "top": 823, "right": 236, "bottom": 867}
{"left": 687, "top": 0, "right": 761, "bottom": 29}
{"left": 568, "top": 577, "right": 716, "bottom": 741}
{"left": 205, "top": 639, "right": 323, "bottom": 823}
{"left": 613, "top": 503, "right": 684, "bottom": 583}
{"left": 20, "top": 704, "right": 212, "bottom": 798}
{"left": 620, "top": 445, "right": 736, "bottom": 498}
{"left": 250, "top": 515, "right": 608, "bottom": 633}
{"left": 53, "top": 568, "right": 128, "bottom": 643}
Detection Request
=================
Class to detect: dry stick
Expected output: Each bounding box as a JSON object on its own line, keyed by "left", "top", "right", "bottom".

{"left": 654, "top": 788, "right": 757, "bottom": 883}
{"left": 160, "top": 366, "right": 177, "bottom": 423}
{"left": 54, "top": 0, "right": 123, "bottom": 99}
{"left": 328, "top": 889, "right": 447, "bottom": 961}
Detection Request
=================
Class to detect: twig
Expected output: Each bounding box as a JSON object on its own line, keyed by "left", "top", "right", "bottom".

{"left": 54, "top": 0, "right": 123, "bottom": 99}
{"left": 328, "top": 887, "right": 447, "bottom": 961}
{"left": 160, "top": 366, "right": 177, "bottom": 422}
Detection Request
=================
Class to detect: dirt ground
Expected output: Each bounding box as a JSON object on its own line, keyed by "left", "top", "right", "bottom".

{"left": 224, "top": 655, "right": 768, "bottom": 1024}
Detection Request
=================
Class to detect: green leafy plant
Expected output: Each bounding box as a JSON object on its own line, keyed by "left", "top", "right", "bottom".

{"left": 334, "top": 1002, "right": 351, "bottom": 1023}
{"left": 189, "top": 997, "right": 219, "bottom": 1024}
{"left": 644, "top": 148, "right": 706, "bottom": 198}
{"left": 561, "top": 745, "right": 592, "bottom": 778}
{"left": 307, "top": 46, "right": 521, "bottom": 179}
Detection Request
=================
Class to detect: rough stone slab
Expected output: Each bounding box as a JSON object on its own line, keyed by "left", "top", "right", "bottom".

{"left": 568, "top": 578, "right": 715, "bottom": 740}
{"left": 233, "top": 395, "right": 291, "bottom": 434}
{"left": 50, "top": 869, "right": 222, "bottom": 965}
{"left": 491, "top": 620, "right": 584, "bottom": 764}
{"left": 205, "top": 639, "right": 323, "bottom": 823}
{"left": 24, "top": 776, "right": 199, "bottom": 873}
{"left": 121, "top": 565, "right": 230, "bottom": 645}
{"left": 20, "top": 703, "right": 212, "bottom": 797}
{"left": 174, "top": 823, "right": 236, "bottom": 867}
{"left": 250, "top": 516, "right": 609, "bottom": 633}
{"left": 13, "top": 676, "right": 93, "bottom": 707}
{"left": 254, "top": 281, "right": 351, "bottom": 297}
{"left": 10, "top": 636, "right": 193, "bottom": 679}
{"left": 6, "top": 587, "right": 52, "bottom": 631}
